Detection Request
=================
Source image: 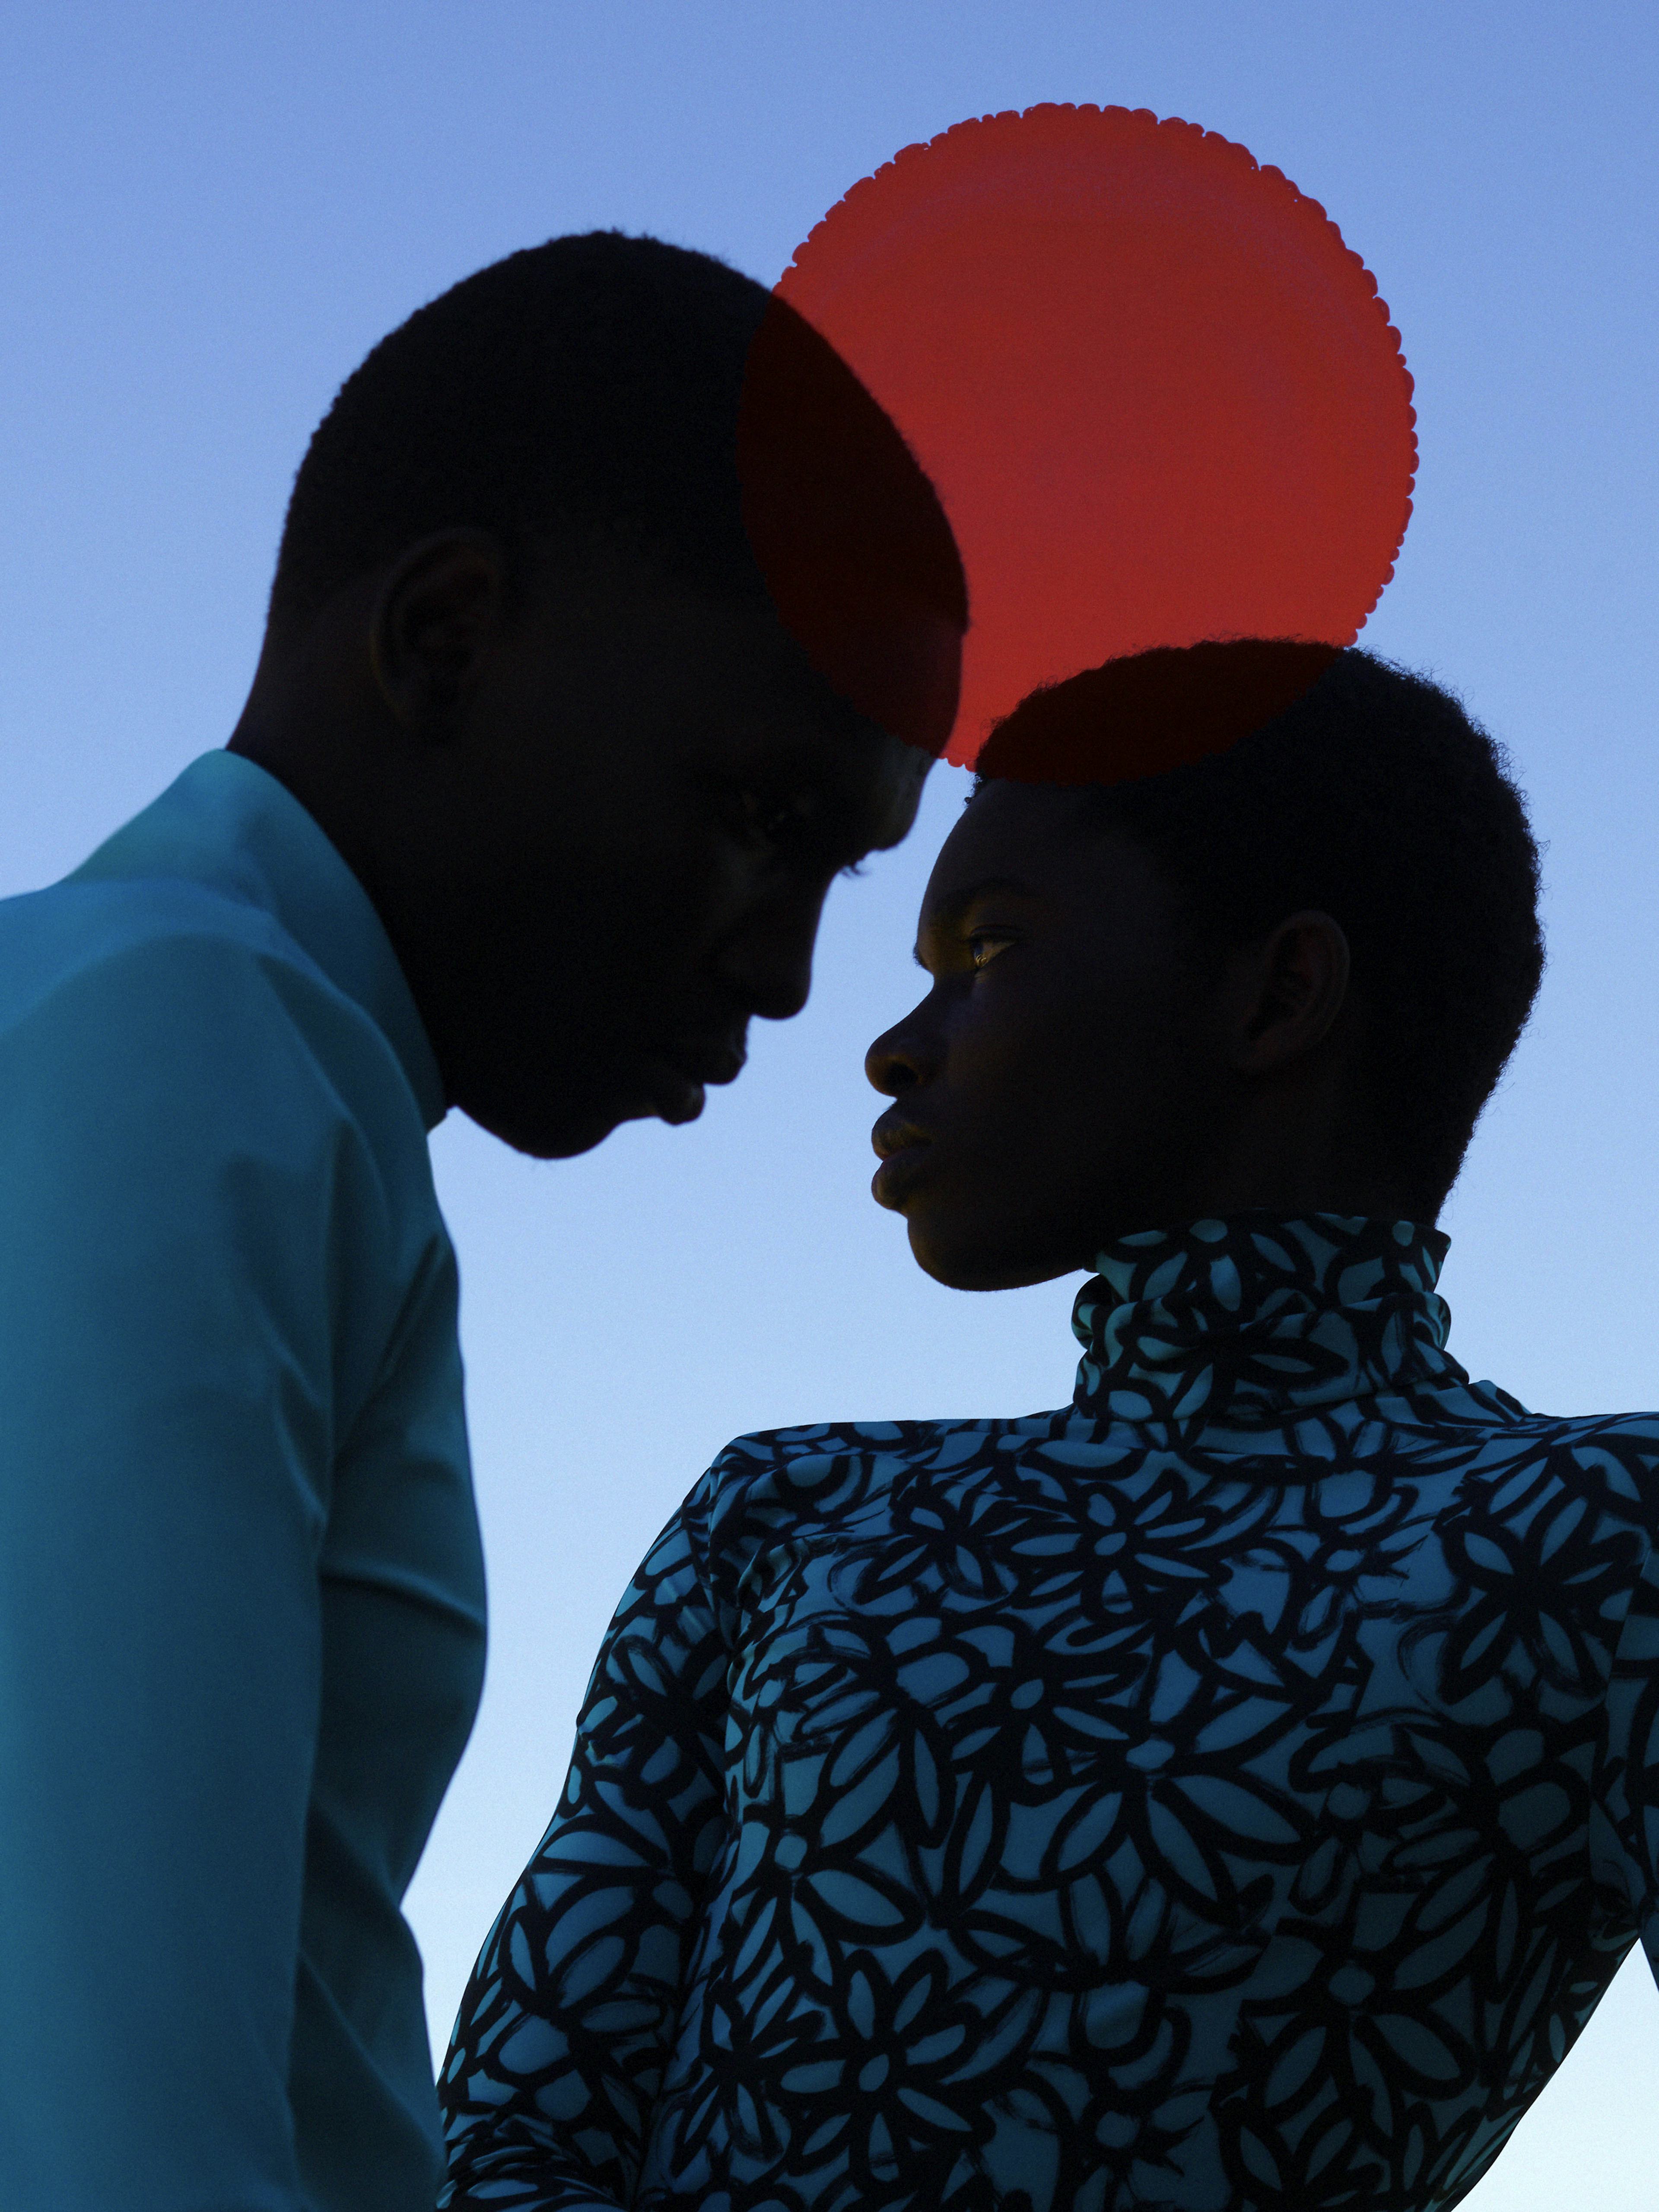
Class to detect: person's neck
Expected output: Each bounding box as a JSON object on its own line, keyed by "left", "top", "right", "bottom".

{"left": 1071, "top": 1212, "right": 1462, "bottom": 1429}
{"left": 230, "top": 595, "right": 428, "bottom": 912}
{"left": 1180, "top": 1066, "right": 1421, "bottom": 1227}
{"left": 229, "top": 630, "right": 462, "bottom": 1095}
{"left": 1075, "top": 1141, "right": 1427, "bottom": 1273}
{"left": 1178, "top": 1167, "right": 1423, "bottom": 1224}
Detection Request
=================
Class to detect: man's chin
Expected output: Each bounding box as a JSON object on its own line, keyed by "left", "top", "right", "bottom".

{"left": 462, "top": 1069, "right": 707, "bottom": 1160}
{"left": 461, "top": 1101, "right": 612, "bottom": 1160}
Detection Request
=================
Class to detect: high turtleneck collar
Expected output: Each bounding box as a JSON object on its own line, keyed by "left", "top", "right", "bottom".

{"left": 1071, "top": 1213, "right": 1485, "bottom": 1432}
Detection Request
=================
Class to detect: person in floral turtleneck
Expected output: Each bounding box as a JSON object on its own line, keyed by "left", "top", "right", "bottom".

{"left": 442, "top": 647, "right": 1659, "bottom": 2212}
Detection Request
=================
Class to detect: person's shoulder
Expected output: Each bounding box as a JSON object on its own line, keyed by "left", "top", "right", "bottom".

{"left": 687, "top": 1407, "right": 1055, "bottom": 1529}
{"left": 2, "top": 867, "right": 328, "bottom": 1012}
{"left": 712, "top": 1407, "right": 1007, "bottom": 1469}
{"left": 1534, "top": 1403, "right": 1659, "bottom": 1468}
{"left": 0, "top": 872, "right": 419, "bottom": 1146}
{"left": 1500, "top": 1402, "right": 1659, "bottom": 1453}
{"left": 1485, "top": 1402, "right": 1659, "bottom": 1526}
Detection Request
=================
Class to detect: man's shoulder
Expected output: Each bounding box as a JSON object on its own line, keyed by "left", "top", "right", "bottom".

{"left": 0, "top": 871, "right": 425, "bottom": 1156}
{"left": 1, "top": 867, "right": 322, "bottom": 1005}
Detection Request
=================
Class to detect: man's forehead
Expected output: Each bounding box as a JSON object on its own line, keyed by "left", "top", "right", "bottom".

{"left": 704, "top": 689, "right": 928, "bottom": 856}
{"left": 865, "top": 739, "right": 931, "bottom": 847}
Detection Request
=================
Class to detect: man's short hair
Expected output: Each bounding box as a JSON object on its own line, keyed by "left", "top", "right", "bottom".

{"left": 267, "top": 231, "right": 966, "bottom": 688}
{"left": 977, "top": 645, "right": 1545, "bottom": 1216}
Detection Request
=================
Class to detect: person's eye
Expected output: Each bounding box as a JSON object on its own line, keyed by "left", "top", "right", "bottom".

{"left": 968, "top": 930, "right": 1017, "bottom": 971}
{"left": 729, "top": 787, "right": 805, "bottom": 847}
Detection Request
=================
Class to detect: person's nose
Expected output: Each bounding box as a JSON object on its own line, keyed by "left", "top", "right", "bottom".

{"left": 865, "top": 993, "right": 940, "bottom": 1098}
{"left": 715, "top": 882, "right": 827, "bottom": 1023}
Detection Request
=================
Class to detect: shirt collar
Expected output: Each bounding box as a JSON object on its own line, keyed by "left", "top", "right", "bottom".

{"left": 1071, "top": 1212, "right": 1463, "bottom": 1430}
{"left": 69, "top": 750, "right": 447, "bottom": 1130}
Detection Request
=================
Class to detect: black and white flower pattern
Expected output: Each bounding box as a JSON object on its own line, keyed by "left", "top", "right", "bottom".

{"left": 442, "top": 1215, "right": 1659, "bottom": 2212}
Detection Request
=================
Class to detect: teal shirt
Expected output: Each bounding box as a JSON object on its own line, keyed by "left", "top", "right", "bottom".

{"left": 0, "top": 753, "right": 488, "bottom": 2211}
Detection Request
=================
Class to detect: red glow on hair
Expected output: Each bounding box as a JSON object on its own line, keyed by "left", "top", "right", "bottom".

{"left": 736, "top": 293, "right": 965, "bottom": 755}
{"left": 777, "top": 105, "right": 1417, "bottom": 769}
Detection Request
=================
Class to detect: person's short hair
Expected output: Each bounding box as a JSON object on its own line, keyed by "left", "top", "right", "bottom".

{"left": 976, "top": 644, "right": 1545, "bottom": 1215}
{"left": 267, "top": 231, "right": 966, "bottom": 696}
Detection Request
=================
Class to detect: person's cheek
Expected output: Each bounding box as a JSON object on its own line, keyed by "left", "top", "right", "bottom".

{"left": 958, "top": 1002, "right": 1043, "bottom": 1200}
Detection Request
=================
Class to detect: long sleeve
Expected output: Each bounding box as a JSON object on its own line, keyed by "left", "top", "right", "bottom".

{"left": 1599, "top": 1534, "right": 1659, "bottom": 1983}
{"left": 440, "top": 1504, "right": 732, "bottom": 2210}
{"left": 0, "top": 929, "right": 407, "bottom": 2211}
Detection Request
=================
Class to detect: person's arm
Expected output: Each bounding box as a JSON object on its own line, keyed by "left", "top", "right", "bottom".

{"left": 439, "top": 1502, "right": 732, "bottom": 2211}
{"left": 1603, "top": 1527, "right": 1659, "bottom": 1956}
{"left": 0, "top": 930, "right": 403, "bottom": 2210}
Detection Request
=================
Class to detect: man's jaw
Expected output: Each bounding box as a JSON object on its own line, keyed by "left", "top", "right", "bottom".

{"left": 461, "top": 1011, "right": 753, "bottom": 1153}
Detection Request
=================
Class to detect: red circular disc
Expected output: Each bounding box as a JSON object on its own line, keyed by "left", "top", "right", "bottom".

{"left": 777, "top": 105, "right": 1417, "bottom": 767}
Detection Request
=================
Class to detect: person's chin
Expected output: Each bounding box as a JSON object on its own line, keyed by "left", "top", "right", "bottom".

{"left": 907, "top": 1219, "right": 1002, "bottom": 1292}
{"left": 893, "top": 1192, "right": 1070, "bottom": 1295}
{"left": 560, "top": 1065, "right": 709, "bottom": 1153}
{"left": 466, "top": 1097, "right": 624, "bottom": 1160}
{"left": 471, "top": 1045, "right": 727, "bottom": 1158}
{"left": 457, "top": 1068, "right": 647, "bottom": 1159}
{"left": 871, "top": 1161, "right": 989, "bottom": 1288}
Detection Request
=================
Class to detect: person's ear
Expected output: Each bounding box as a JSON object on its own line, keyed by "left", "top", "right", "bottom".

{"left": 1225, "top": 910, "right": 1351, "bottom": 1075}
{"left": 369, "top": 530, "right": 512, "bottom": 739}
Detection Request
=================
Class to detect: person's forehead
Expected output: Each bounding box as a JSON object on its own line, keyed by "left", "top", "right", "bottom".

{"left": 925, "top": 781, "right": 1092, "bottom": 895}
{"left": 676, "top": 594, "right": 907, "bottom": 743}
{"left": 922, "top": 781, "right": 1176, "bottom": 932}
{"left": 535, "top": 557, "right": 934, "bottom": 831}
{"left": 702, "top": 662, "right": 934, "bottom": 856}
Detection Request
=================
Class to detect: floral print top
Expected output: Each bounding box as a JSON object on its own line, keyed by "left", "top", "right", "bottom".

{"left": 441, "top": 1215, "right": 1659, "bottom": 2212}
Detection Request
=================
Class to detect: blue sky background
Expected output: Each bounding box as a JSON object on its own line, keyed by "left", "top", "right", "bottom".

{"left": 3, "top": 5, "right": 1656, "bottom": 2202}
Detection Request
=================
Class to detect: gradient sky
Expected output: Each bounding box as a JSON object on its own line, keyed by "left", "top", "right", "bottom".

{"left": 3, "top": 6, "right": 1656, "bottom": 2204}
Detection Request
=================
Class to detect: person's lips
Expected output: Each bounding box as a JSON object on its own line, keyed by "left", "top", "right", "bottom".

{"left": 871, "top": 1111, "right": 934, "bottom": 1207}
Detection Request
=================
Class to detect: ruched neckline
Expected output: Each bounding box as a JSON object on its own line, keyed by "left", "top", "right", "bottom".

{"left": 1071, "top": 1213, "right": 1465, "bottom": 1429}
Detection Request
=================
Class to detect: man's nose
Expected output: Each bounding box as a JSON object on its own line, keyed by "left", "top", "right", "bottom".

{"left": 716, "top": 886, "right": 826, "bottom": 1023}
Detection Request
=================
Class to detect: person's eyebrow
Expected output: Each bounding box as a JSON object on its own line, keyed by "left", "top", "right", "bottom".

{"left": 913, "top": 875, "right": 1036, "bottom": 966}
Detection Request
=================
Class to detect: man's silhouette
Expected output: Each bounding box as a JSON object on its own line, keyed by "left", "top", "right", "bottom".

{"left": 0, "top": 233, "right": 963, "bottom": 2212}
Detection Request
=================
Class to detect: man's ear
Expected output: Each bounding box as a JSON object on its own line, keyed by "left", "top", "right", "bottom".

{"left": 1225, "top": 910, "right": 1352, "bottom": 1075}
{"left": 369, "top": 529, "right": 512, "bottom": 739}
